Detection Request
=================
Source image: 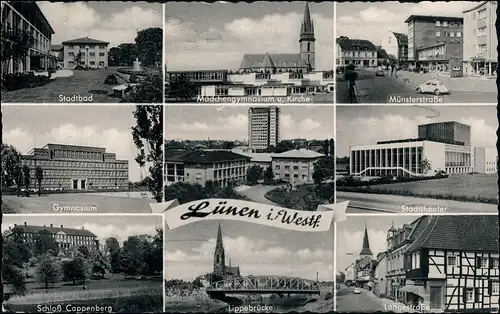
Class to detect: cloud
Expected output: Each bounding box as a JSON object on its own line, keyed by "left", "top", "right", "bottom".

{"left": 336, "top": 228, "right": 387, "bottom": 271}
{"left": 167, "top": 113, "right": 333, "bottom": 141}
{"left": 165, "top": 236, "right": 333, "bottom": 281}
{"left": 83, "top": 222, "right": 158, "bottom": 245}
{"left": 2, "top": 124, "right": 145, "bottom": 182}
{"left": 166, "top": 11, "right": 333, "bottom": 70}
{"left": 336, "top": 1, "right": 476, "bottom": 46}
{"left": 38, "top": 2, "right": 162, "bottom": 47}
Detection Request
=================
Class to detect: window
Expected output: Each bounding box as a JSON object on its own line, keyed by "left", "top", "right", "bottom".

{"left": 465, "top": 288, "right": 474, "bottom": 302}
{"left": 293, "top": 166, "right": 299, "bottom": 170}
{"left": 443, "top": 21, "right": 448, "bottom": 27}
{"left": 478, "top": 44, "right": 487, "bottom": 53}
{"left": 99, "top": 52, "right": 105, "bottom": 56}
{"left": 436, "top": 20, "right": 441, "bottom": 26}
{"left": 492, "top": 282, "right": 500, "bottom": 294}
{"left": 450, "top": 32, "right": 454, "bottom": 37}
{"left": 478, "top": 9, "right": 486, "bottom": 19}
{"left": 478, "top": 27, "right": 486, "bottom": 36}
{"left": 89, "top": 52, "right": 95, "bottom": 56}
{"left": 284, "top": 165, "right": 290, "bottom": 170}
{"left": 492, "top": 258, "right": 499, "bottom": 268}
{"left": 480, "top": 257, "right": 488, "bottom": 268}
{"left": 448, "top": 255, "right": 457, "bottom": 266}
{"left": 436, "top": 31, "right": 441, "bottom": 37}
{"left": 457, "top": 32, "right": 462, "bottom": 38}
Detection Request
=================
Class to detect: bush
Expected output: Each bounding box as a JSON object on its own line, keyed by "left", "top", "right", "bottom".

{"left": 74, "top": 65, "right": 85, "bottom": 70}
{"left": 104, "top": 74, "right": 118, "bottom": 85}
{"left": 336, "top": 174, "right": 448, "bottom": 187}
{"left": 129, "top": 74, "right": 139, "bottom": 83}
{"left": 2, "top": 73, "right": 51, "bottom": 91}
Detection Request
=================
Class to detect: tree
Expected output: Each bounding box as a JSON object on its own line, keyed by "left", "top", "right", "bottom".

{"left": 132, "top": 105, "right": 163, "bottom": 202}
{"left": 77, "top": 245, "right": 90, "bottom": 258}
{"left": 22, "top": 164, "right": 31, "bottom": 197}
{"left": 62, "top": 256, "right": 88, "bottom": 285}
{"left": 263, "top": 165, "right": 274, "bottom": 184}
{"left": 204, "top": 180, "right": 216, "bottom": 197}
{"left": 73, "top": 51, "right": 83, "bottom": 67}
{"left": 323, "top": 140, "right": 329, "bottom": 156}
{"left": 34, "top": 230, "right": 60, "bottom": 256}
{"left": 108, "top": 46, "right": 121, "bottom": 66}
{"left": 36, "top": 254, "right": 61, "bottom": 289}
{"left": 117, "top": 43, "right": 137, "bottom": 66}
{"left": 135, "top": 27, "right": 162, "bottom": 67}
{"left": 312, "top": 156, "right": 336, "bottom": 185}
{"left": 166, "top": 74, "right": 198, "bottom": 101}
{"left": 164, "top": 182, "right": 206, "bottom": 204}
{"left": 110, "top": 249, "right": 122, "bottom": 273}
{"left": 222, "top": 141, "right": 235, "bottom": 150}
{"left": 329, "top": 138, "right": 335, "bottom": 157}
{"left": 1, "top": 144, "right": 21, "bottom": 187}
{"left": 35, "top": 165, "right": 43, "bottom": 196}
{"left": 105, "top": 237, "right": 120, "bottom": 252}
{"left": 1, "top": 26, "right": 35, "bottom": 79}
{"left": 126, "top": 73, "right": 163, "bottom": 103}
{"left": 420, "top": 158, "right": 432, "bottom": 175}
{"left": 246, "top": 165, "right": 263, "bottom": 185}
{"left": 3, "top": 226, "right": 31, "bottom": 268}
{"left": 89, "top": 250, "right": 110, "bottom": 278}
{"left": 13, "top": 164, "right": 23, "bottom": 197}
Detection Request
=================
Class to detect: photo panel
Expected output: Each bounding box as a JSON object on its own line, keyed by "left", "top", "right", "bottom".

{"left": 164, "top": 219, "right": 335, "bottom": 313}
{"left": 164, "top": 1, "right": 334, "bottom": 104}
{"left": 335, "top": 1, "right": 497, "bottom": 104}
{"left": 335, "top": 214, "right": 499, "bottom": 313}
{"left": 1, "top": 104, "right": 163, "bottom": 214}
{"left": 2, "top": 214, "right": 164, "bottom": 313}
{"left": 335, "top": 104, "right": 498, "bottom": 214}
{"left": 2, "top": 1, "right": 163, "bottom": 104}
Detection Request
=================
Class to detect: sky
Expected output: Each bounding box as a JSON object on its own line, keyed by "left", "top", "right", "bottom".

{"left": 1, "top": 105, "right": 156, "bottom": 182}
{"left": 336, "top": 105, "right": 497, "bottom": 157}
{"left": 2, "top": 215, "right": 162, "bottom": 245}
{"left": 336, "top": 214, "right": 421, "bottom": 272}
{"left": 165, "top": 1, "right": 334, "bottom": 71}
{"left": 38, "top": 1, "right": 162, "bottom": 48}
{"left": 165, "top": 105, "right": 334, "bottom": 141}
{"left": 336, "top": 1, "right": 477, "bottom": 46}
{"left": 164, "top": 220, "right": 334, "bottom": 281}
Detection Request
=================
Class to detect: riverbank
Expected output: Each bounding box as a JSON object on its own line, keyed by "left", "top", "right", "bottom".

{"left": 302, "top": 297, "right": 334, "bottom": 312}
{"left": 165, "top": 298, "right": 227, "bottom": 313}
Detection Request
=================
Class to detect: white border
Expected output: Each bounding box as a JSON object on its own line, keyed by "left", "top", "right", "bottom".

{"left": 336, "top": 103, "right": 497, "bottom": 107}
{"left": 2, "top": 213, "right": 164, "bottom": 217}
{"left": 1, "top": 103, "right": 163, "bottom": 107}
{"left": 162, "top": 2, "right": 166, "bottom": 106}
{"left": 345, "top": 212, "right": 499, "bottom": 217}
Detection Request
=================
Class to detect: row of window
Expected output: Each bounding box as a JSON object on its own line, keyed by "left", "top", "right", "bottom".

{"left": 275, "top": 165, "right": 309, "bottom": 171}
{"left": 34, "top": 169, "right": 128, "bottom": 177}
{"left": 66, "top": 45, "right": 107, "bottom": 50}
{"left": 23, "top": 232, "right": 93, "bottom": 241}
{"left": 342, "top": 51, "right": 376, "bottom": 58}
{"left": 447, "top": 255, "right": 500, "bottom": 269}
{"left": 37, "top": 178, "right": 127, "bottom": 185}
{"left": 283, "top": 173, "right": 308, "bottom": 180}
{"left": 471, "top": 8, "right": 488, "bottom": 20}
{"left": 68, "top": 51, "right": 106, "bottom": 57}
{"left": 22, "top": 159, "right": 127, "bottom": 169}
{"left": 435, "top": 20, "right": 462, "bottom": 27}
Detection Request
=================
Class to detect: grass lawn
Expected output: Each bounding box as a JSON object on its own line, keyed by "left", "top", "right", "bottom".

{"left": 265, "top": 184, "right": 317, "bottom": 210}
{"left": 338, "top": 174, "right": 498, "bottom": 204}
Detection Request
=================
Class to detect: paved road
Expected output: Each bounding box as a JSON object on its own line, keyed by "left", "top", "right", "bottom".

{"left": 337, "top": 191, "right": 498, "bottom": 214}
{"left": 336, "top": 288, "right": 385, "bottom": 312}
{"left": 238, "top": 185, "right": 282, "bottom": 206}
{"left": 336, "top": 69, "right": 496, "bottom": 104}
{"left": 2, "top": 193, "right": 154, "bottom": 213}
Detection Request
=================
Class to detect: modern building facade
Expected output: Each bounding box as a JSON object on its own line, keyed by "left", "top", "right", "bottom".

{"left": 248, "top": 106, "right": 280, "bottom": 150}
{"left": 62, "top": 37, "right": 109, "bottom": 69}
{"left": 462, "top": 1, "right": 498, "bottom": 76}
{"left": 164, "top": 150, "right": 251, "bottom": 188}
{"left": 20, "top": 143, "right": 129, "bottom": 190}
{"left": 272, "top": 149, "right": 324, "bottom": 184}
{"left": 382, "top": 32, "right": 409, "bottom": 65}
{"left": 5, "top": 222, "right": 98, "bottom": 252}
{"left": 403, "top": 215, "right": 499, "bottom": 312}
{"left": 336, "top": 37, "right": 378, "bottom": 67}
{"left": 405, "top": 15, "right": 464, "bottom": 75}
{"left": 350, "top": 121, "right": 474, "bottom": 177}
{"left": 474, "top": 147, "right": 498, "bottom": 174}
{"left": 213, "top": 223, "right": 241, "bottom": 279}
{"left": 1, "top": 1, "right": 56, "bottom": 74}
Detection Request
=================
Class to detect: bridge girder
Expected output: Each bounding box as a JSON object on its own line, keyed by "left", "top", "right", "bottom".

{"left": 207, "top": 275, "right": 321, "bottom": 293}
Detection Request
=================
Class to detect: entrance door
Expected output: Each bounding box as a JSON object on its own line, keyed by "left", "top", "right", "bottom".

{"left": 72, "top": 179, "right": 78, "bottom": 190}
{"left": 81, "top": 179, "right": 86, "bottom": 190}
{"left": 430, "top": 286, "right": 442, "bottom": 309}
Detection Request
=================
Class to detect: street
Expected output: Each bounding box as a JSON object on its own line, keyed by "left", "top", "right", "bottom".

{"left": 336, "top": 287, "right": 385, "bottom": 312}
{"left": 336, "top": 68, "right": 497, "bottom": 104}
{"left": 337, "top": 191, "right": 498, "bottom": 214}
{"left": 238, "top": 184, "right": 282, "bottom": 206}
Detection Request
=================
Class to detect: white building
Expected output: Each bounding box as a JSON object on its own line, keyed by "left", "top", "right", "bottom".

{"left": 350, "top": 140, "right": 474, "bottom": 177}
{"left": 336, "top": 37, "right": 378, "bottom": 68}
{"left": 248, "top": 107, "right": 280, "bottom": 150}
{"left": 474, "top": 147, "right": 498, "bottom": 174}
{"left": 272, "top": 149, "right": 325, "bottom": 184}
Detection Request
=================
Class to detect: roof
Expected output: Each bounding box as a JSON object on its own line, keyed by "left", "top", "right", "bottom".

{"left": 392, "top": 32, "right": 408, "bottom": 44}
{"left": 242, "top": 152, "right": 275, "bottom": 163}
{"left": 273, "top": 149, "right": 324, "bottom": 159}
{"left": 51, "top": 44, "right": 63, "bottom": 51}
{"left": 337, "top": 38, "right": 377, "bottom": 51}
{"left": 300, "top": 2, "right": 315, "bottom": 39}
{"left": 62, "top": 37, "right": 110, "bottom": 45}
{"left": 377, "top": 48, "right": 389, "bottom": 59}
{"left": 227, "top": 266, "right": 240, "bottom": 275}
{"left": 8, "top": 224, "right": 97, "bottom": 238}
{"left": 463, "top": 1, "right": 489, "bottom": 13}
{"left": 239, "top": 53, "right": 305, "bottom": 69}
{"left": 405, "top": 215, "right": 499, "bottom": 253}
{"left": 360, "top": 226, "right": 373, "bottom": 256}
{"left": 404, "top": 15, "right": 463, "bottom": 23}
{"left": 165, "top": 150, "right": 251, "bottom": 163}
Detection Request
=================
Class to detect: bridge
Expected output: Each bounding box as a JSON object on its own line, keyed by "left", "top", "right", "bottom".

{"left": 206, "top": 276, "right": 322, "bottom": 295}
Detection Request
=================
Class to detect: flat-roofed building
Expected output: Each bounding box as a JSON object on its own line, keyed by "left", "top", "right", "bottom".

{"left": 62, "top": 37, "right": 109, "bottom": 69}
{"left": 271, "top": 149, "right": 325, "bottom": 184}
{"left": 474, "top": 147, "right": 498, "bottom": 174}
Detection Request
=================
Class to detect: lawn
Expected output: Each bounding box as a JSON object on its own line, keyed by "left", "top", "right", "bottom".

{"left": 265, "top": 184, "right": 322, "bottom": 211}
{"left": 338, "top": 174, "right": 498, "bottom": 204}
{"left": 1, "top": 67, "right": 124, "bottom": 103}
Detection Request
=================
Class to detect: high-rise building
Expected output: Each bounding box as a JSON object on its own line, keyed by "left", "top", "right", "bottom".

{"left": 417, "top": 121, "right": 471, "bottom": 146}
{"left": 20, "top": 143, "right": 129, "bottom": 190}
{"left": 248, "top": 106, "right": 280, "bottom": 150}
{"left": 462, "top": 1, "right": 498, "bottom": 76}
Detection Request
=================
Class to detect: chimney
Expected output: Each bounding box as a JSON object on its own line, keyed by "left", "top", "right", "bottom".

{"left": 81, "top": 226, "right": 84, "bottom": 230}
{"left": 14, "top": 224, "right": 17, "bottom": 227}
{"left": 9, "top": 226, "right": 11, "bottom": 230}
{"left": 50, "top": 224, "right": 53, "bottom": 228}
{"left": 24, "top": 222, "right": 27, "bottom": 226}
{"left": 43, "top": 225, "right": 46, "bottom": 227}
{"left": 61, "top": 225, "right": 63, "bottom": 228}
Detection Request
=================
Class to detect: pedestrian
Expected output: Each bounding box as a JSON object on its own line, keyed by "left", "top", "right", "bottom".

{"left": 390, "top": 65, "right": 395, "bottom": 77}
{"left": 394, "top": 66, "right": 398, "bottom": 79}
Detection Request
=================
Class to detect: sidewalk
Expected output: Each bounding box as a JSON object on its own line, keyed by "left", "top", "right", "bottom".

{"left": 391, "top": 70, "right": 497, "bottom": 93}
{"left": 359, "top": 288, "right": 420, "bottom": 313}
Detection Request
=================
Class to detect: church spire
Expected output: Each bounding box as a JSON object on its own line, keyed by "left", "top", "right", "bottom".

{"left": 360, "top": 221, "right": 373, "bottom": 256}
{"left": 300, "top": 3, "right": 314, "bottom": 40}
{"left": 216, "top": 222, "right": 224, "bottom": 250}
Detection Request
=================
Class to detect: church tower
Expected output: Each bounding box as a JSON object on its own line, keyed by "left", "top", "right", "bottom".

{"left": 299, "top": 3, "right": 316, "bottom": 71}
{"left": 213, "top": 223, "right": 226, "bottom": 277}
{"left": 359, "top": 221, "right": 373, "bottom": 259}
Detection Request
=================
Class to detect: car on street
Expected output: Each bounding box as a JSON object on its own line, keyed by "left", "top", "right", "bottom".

{"left": 375, "top": 66, "right": 385, "bottom": 76}
{"left": 416, "top": 80, "right": 449, "bottom": 95}
{"left": 353, "top": 288, "right": 361, "bottom": 294}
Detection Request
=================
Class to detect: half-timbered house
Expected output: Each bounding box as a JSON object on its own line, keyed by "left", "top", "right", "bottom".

{"left": 403, "top": 215, "right": 499, "bottom": 312}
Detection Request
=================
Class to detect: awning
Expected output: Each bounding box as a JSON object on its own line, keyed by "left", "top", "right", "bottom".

{"left": 399, "top": 285, "right": 426, "bottom": 298}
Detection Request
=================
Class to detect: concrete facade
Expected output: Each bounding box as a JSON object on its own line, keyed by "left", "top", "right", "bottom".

{"left": 271, "top": 149, "right": 325, "bottom": 184}
{"left": 248, "top": 106, "right": 280, "bottom": 150}
{"left": 62, "top": 37, "right": 109, "bottom": 69}
{"left": 474, "top": 147, "right": 498, "bottom": 174}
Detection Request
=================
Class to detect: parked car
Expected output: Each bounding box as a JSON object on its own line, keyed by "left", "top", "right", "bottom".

{"left": 416, "top": 80, "right": 449, "bottom": 95}
{"left": 375, "top": 66, "right": 385, "bottom": 76}
{"left": 353, "top": 288, "right": 361, "bottom": 294}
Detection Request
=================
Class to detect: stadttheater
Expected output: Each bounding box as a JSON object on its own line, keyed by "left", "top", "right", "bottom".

{"left": 166, "top": 3, "right": 334, "bottom": 98}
